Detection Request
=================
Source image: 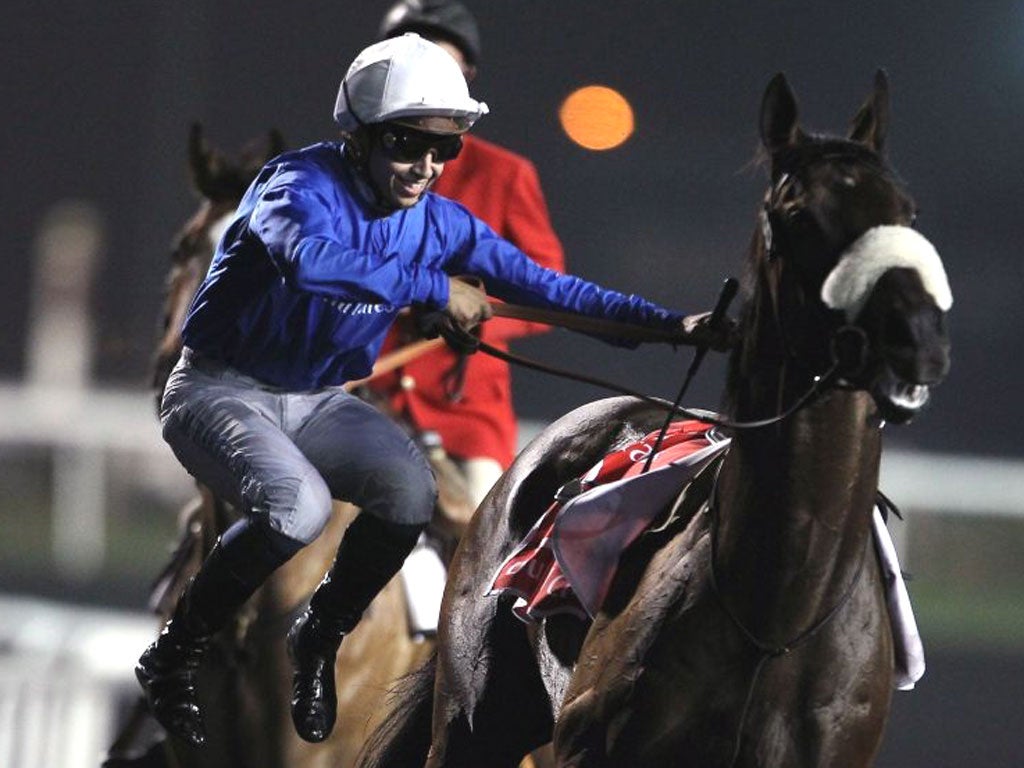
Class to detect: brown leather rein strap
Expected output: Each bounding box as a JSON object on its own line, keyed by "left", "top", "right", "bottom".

{"left": 489, "top": 302, "right": 681, "bottom": 344}
{"left": 347, "top": 284, "right": 813, "bottom": 434}
{"left": 344, "top": 303, "right": 680, "bottom": 392}
{"left": 471, "top": 335, "right": 682, "bottom": 413}
{"left": 344, "top": 316, "right": 680, "bottom": 412}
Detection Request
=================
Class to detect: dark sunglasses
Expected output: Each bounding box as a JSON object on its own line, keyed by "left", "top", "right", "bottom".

{"left": 377, "top": 123, "right": 464, "bottom": 163}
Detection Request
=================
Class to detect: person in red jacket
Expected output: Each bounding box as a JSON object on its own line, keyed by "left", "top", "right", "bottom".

{"left": 373, "top": 0, "right": 566, "bottom": 507}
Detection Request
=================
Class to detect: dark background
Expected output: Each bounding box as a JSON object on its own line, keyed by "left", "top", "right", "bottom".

{"left": 4, "top": 0, "right": 1022, "bottom": 459}
{"left": 3, "top": 3, "right": 1024, "bottom": 766}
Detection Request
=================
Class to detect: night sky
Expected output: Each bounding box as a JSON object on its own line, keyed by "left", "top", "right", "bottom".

{"left": 4, "top": 1, "right": 1022, "bottom": 458}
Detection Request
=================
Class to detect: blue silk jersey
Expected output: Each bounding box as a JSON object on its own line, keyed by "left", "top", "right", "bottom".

{"left": 182, "top": 142, "right": 684, "bottom": 390}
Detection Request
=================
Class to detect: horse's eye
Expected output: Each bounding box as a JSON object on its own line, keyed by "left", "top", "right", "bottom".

{"left": 776, "top": 176, "right": 803, "bottom": 204}
{"left": 784, "top": 205, "right": 805, "bottom": 223}
{"left": 839, "top": 175, "right": 857, "bottom": 188}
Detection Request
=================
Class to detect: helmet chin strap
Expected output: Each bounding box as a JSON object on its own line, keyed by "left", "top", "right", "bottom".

{"left": 343, "top": 139, "right": 400, "bottom": 215}
{"left": 341, "top": 79, "right": 399, "bottom": 213}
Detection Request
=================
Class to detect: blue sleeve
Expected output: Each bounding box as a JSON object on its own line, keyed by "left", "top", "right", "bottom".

{"left": 250, "top": 165, "right": 450, "bottom": 309}
{"left": 447, "top": 212, "right": 684, "bottom": 340}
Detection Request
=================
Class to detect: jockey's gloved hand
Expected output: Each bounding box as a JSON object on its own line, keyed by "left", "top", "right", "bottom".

{"left": 413, "top": 308, "right": 448, "bottom": 340}
{"left": 413, "top": 309, "right": 481, "bottom": 355}
{"left": 438, "top": 318, "right": 481, "bottom": 355}
{"left": 675, "top": 311, "right": 740, "bottom": 351}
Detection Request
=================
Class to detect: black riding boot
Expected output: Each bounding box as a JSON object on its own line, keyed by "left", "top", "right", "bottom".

{"left": 289, "top": 514, "right": 424, "bottom": 743}
{"left": 135, "top": 520, "right": 300, "bottom": 747}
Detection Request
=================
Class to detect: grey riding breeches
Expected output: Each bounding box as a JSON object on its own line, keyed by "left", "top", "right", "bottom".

{"left": 160, "top": 350, "right": 438, "bottom": 545}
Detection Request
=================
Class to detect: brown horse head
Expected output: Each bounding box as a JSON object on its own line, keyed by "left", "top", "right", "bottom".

{"left": 732, "top": 70, "right": 951, "bottom": 425}
{"left": 170, "top": 122, "right": 286, "bottom": 271}
{"left": 187, "top": 122, "right": 286, "bottom": 203}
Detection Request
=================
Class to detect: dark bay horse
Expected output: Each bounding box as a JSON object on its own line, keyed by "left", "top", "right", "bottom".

{"left": 356, "top": 71, "right": 951, "bottom": 768}
{"left": 105, "top": 124, "right": 474, "bottom": 768}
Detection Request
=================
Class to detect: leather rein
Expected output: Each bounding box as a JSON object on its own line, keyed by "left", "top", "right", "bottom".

{"left": 430, "top": 299, "right": 854, "bottom": 433}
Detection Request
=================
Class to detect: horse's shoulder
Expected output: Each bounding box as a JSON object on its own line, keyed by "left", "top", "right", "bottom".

{"left": 559, "top": 498, "right": 715, "bottom": 734}
{"left": 573, "top": 457, "right": 721, "bottom": 675}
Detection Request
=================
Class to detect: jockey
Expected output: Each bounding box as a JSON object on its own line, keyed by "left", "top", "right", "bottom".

{"left": 135, "top": 33, "right": 722, "bottom": 748}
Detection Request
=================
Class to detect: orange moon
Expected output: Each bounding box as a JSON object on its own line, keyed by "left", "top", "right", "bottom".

{"left": 559, "top": 85, "right": 635, "bottom": 151}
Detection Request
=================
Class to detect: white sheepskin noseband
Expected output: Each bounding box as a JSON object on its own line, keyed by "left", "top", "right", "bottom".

{"left": 821, "top": 225, "right": 953, "bottom": 321}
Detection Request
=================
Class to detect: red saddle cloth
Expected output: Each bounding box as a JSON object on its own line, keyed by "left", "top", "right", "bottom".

{"left": 488, "top": 420, "right": 726, "bottom": 622}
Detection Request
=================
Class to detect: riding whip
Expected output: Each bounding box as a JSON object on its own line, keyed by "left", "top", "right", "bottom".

{"left": 640, "top": 277, "right": 739, "bottom": 473}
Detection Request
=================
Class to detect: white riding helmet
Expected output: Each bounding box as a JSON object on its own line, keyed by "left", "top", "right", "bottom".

{"left": 334, "top": 33, "right": 488, "bottom": 133}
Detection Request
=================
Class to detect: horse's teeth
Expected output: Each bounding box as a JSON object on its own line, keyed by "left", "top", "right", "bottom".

{"left": 890, "top": 383, "right": 928, "bottom": 409}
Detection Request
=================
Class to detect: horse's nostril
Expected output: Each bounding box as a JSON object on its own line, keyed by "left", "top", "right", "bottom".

{"left": 884, "top": 342, "right": 950, "bottom": 386}
{"left": 923, "top": 343, "right": 952, "bottom": 385}
{"left": 880, "top": 303, "right": 950, "bottom": 384}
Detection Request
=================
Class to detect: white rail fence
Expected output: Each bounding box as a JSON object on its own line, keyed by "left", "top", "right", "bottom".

{"left": 0, "top": 596, "right": 153, "bottom": 768}
{"left": 2, "top": 379, "right": 1023, "bottom": 579}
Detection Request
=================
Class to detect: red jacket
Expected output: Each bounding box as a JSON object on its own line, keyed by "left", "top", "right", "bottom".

{"left": 368, "top": 134, "right": 565, "bottom": 467}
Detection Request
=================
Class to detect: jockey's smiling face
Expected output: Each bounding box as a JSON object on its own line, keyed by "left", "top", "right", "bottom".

{"left": 367, "top": 115, "right": 465, "bottom": 209}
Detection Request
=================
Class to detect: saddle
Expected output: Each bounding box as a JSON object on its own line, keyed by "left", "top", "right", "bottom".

{"left": 489, "top": 420, "right": 727, "bottom": 621}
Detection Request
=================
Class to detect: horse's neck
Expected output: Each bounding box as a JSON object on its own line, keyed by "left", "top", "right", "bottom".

{"left": 716, "top": 375, "right": 882, "bottom": 642}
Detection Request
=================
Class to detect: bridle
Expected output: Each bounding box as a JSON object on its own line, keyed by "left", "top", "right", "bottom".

{"left": 735, "top": 150, "right": 909, "bottom": 420}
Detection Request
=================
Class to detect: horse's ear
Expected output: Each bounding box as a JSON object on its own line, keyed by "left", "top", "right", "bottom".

{"left": 241, "top": 128, "right": 286, "bottom": 179}
{"left": 188, "top": 122, "right": 218, "bottom": 197}
{"left": 848, "top": 69, "right": 890, "bottom": 152}
{"left": 760, "top": 73, "right": 801, "bottom": 156}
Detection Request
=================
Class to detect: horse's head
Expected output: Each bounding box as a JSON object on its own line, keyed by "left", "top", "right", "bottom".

{"left": 735, "top": 70, "right": 951, "bottom": 424}
{"left": 187, "top": 122, "right": 286, "bottom": 204}
{"left": 168, "top": 123, "right": 286, "bottom": 270}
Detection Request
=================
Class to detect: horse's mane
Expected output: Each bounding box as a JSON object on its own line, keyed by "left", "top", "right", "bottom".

{"left": 721, "top": 182, "right": 775, "bottom": 418}
{"left": 775, "top": 137, "right": 889, "bottom": 174}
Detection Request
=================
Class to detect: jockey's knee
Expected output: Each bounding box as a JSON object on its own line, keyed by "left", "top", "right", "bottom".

{"left": 221, "top": 515, "right": 305, "bottom": 577}
{"left": 258, "top": 468, "right": 334, "bottom": 545}
{"left": 359, "top": 456, "right": 438, "bottom": 527}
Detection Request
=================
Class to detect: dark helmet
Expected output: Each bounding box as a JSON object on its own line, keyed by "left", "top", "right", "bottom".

{"left": 379, "top": 0, "right": 481, "bottom": 66}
